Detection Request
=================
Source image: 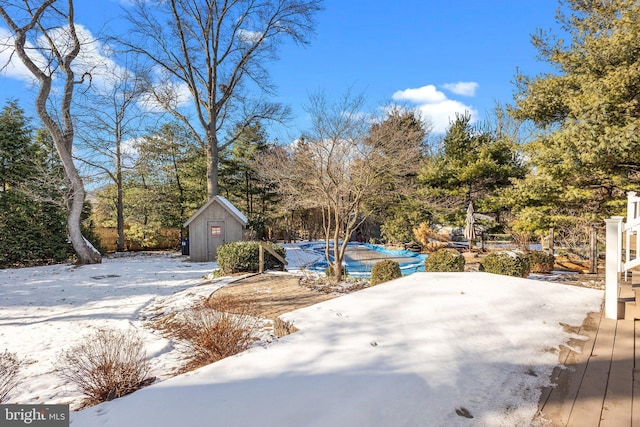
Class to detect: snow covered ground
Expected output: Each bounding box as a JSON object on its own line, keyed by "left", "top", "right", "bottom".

{"left": 0, "top": 248, "right": 603, "bottom": 426}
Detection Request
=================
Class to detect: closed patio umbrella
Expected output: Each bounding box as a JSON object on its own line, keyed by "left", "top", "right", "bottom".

{"left": 464, "top": 201, "right": 476, "bottom": 252}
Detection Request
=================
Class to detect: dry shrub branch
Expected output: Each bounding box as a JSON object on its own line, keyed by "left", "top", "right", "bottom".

{"left": 155, "top": 295, "right": 260, "bottom": 372}
{"left": 57, "top": 329, "right": 152, "bottom": 406}
{"left": 0, "top": 350, "right": 20, "bottom": 403}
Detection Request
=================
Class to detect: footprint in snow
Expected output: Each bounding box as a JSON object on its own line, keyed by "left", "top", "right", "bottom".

{"left": 455, "top": 407, "right": 473, "bottom": 419}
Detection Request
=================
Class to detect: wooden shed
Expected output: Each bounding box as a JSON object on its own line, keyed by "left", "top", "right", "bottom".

{"left": 184, "top": 196, "right": 248, "bottom": 262}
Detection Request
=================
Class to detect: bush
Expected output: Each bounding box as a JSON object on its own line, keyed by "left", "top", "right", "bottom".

{"left": 56, "top": 329, "right": 152, "bottom": 405}
{"left": 480, "top": 250, "right": 531, "bottom": 278}
{"left": 216, "top": 241, "right": 286, "bottom": 274}
{"left": 325, "top": 264, "right": 348, "bottom": 278}
{"left": 156, "top": 296, "right": 259, "bottom": 372}
{"left": 527, "top": 250, "right": 555, "bottom": 273}
{"left": 0, "top": 350, "right": 20, "bottom": 403}
{"left": 370, "top": 260, "right": 402, "bottom": 286}
{"left": 424, "top": 248, "right": 465, "bottom": 272}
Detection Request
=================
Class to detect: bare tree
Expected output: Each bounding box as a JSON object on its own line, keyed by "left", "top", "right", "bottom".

{"left": 76, "top": 60, "right": 149, "bottom": 252}
{"left": 259, "top": 92, "right": 425, "bottom": 281}
{"left": 121, "top": 0, "right": 322, "bottom": 199}
{"left": 0, "top": 0, "right": 101, "bottom": 264}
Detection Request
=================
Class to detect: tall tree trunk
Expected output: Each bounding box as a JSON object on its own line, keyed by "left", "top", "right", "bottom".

{"left": 56, "top": 138, "right": 101, "bottom": 264}
{"left": 208, "top": 127, "right": 219, "bottom": 198}
{"left": 116, "top": 136, "right": 125, "bottom": 252}
{"left": 2, "top": 0, "right": 101, "bottom": 265}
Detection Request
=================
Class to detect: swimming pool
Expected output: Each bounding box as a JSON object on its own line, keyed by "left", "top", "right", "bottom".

{"left": 304, "top": 242, "right": 427, "bottom": 277}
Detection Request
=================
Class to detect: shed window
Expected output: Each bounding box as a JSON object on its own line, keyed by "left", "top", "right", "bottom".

{"left": 210, "top": 225, "right": 223, "bottom": 237}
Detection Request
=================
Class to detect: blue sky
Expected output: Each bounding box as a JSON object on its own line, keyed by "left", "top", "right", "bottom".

{"left": 0, "top": 0, "right": 562, "bottom": 139}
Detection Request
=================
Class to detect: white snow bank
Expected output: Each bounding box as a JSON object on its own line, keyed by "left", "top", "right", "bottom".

{"left": 72, "top": 272, "right": 603, "bottom": 427}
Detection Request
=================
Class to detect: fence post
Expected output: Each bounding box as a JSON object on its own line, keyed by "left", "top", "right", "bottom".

{"left": 259, "top": 244, "right": 264, "bottom": 274}
{"left": 627, "top": 191, "right": 637, "bottom": 220}
{"left": 589, "top": 226, "right": 597, "bottom": 274}
{"left": 605, "top": 217, "right": 623, "bottom": 319}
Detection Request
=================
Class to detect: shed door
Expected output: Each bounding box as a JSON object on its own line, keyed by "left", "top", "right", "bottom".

{"left": 207, "top": 221, "right": 225, "bottom": 260}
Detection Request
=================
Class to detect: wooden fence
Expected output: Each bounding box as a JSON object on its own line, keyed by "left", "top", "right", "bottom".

{"left": 94, "top": 227, "right": 181, "bottom": 252}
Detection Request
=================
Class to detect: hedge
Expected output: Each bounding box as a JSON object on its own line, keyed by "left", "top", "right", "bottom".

{"left": 216, "top": 241, "right": 286, "bottom": 274}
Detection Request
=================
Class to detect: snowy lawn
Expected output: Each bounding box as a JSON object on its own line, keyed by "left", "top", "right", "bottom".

{"left": 72, "top": 273, "right": 602, "bottom": 427}
{"left": 0, "top": 253, "right": 223, "bottom": 408}
{"left": 60, "top": 268, "right": 602, "bottom": 427}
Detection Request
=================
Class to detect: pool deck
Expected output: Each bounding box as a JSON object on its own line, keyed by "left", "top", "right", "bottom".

{"left": 536, "top": 294, "right": 639, "bottom": 425}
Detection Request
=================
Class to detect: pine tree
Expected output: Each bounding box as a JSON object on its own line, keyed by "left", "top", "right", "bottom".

{"left": 0, "top": 102, "right": 73, "bottom": 267}
{"left": 419, "top": 112, "right": 525, "bottom": 225}
{"left": 511, "top": 0, "right": 640, "bottom": 224}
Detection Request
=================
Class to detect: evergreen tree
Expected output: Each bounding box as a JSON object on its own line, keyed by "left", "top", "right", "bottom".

{"left": 511, "top": 0, "right": 640, "bottom": 226}
{"left": 419, "top": 112, "right": 525, "bottom": 225}
{"left": 92, "top": 122, "right": 207, "bottom": 247}
{"left": 0, "top": 101, "right": 73, "bottom": 267}
{"left": 219, "top": 122, "right": 279, "bottom": 224}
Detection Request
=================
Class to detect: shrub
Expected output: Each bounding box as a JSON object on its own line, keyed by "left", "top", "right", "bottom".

{"left": 273, "top": 318, "right": 299, "bottom": 338}
{"left": 216, "top": 241, "right": 286, "bottom": 273}
{"left": 0, "top": 350, "right": 20, "bottom": 403}
{"left": 56, "top": 329, "right": 152, "bottom": 405}
{"left": 156, "top": 296, "right": 259, "bottom": 372}
{"left": 480, "top": 250, "right": 531, "bottom": 278}
{"left": 527, "top": 250, "right": 555, "bottom": 273}
{"left": 424, "top": 248, "right": 465, "bottom": 272}
{"left": 325, "top": 264, "right": 348, "bottom": 278}
{"left": 370, "top": 260, "right": 402, "bottom": 286}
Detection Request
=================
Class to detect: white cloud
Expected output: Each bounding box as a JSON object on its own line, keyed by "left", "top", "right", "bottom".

{"left": 392, "top": 84, "right": 478, "bottom": 134}
{"left": 0, "top": 24, "right": 128, "bottom": 94}
{"left": 442, "top": 81, "right": 478, "bottom": 97}
{"left": 138, "top": 66, "right": 192, "bottom": 112}
{"left": 238, "top": 28, "right": 264, "bottom": 44}
{"left": 392, "top": 85, "right": 446, "bottom": 104}
{"left": 0, "top": 27, "right": 42, "bottom": 84}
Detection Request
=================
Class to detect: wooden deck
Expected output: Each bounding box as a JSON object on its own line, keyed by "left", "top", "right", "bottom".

{"left": 536, "top": 301, "right": 639, "bottom": 426}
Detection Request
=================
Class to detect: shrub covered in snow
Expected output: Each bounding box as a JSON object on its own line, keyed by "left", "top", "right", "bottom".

{"left": 527, "top": 250, "right": 555, "bottom": 273}
{"left": 56, "top": 329, "right": 152, "bottom": 406}
{"left": 424, "top": 248, "right": 465, "bottom": 272}
{"left": 0, "top": 350, "right": 20, "bottom": 403}
{"left": 217, "top": 241, "right": 286, "bottom": 273}
{"left": 480, "top": 250, "right": 530, "bottom": 278}
{"left": 370, "top": 260, "right": 402, "bottom": 286}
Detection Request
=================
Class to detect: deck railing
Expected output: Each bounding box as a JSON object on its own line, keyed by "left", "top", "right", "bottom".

{"left": 605, "top": 191, "right": 640, "bottom": 319}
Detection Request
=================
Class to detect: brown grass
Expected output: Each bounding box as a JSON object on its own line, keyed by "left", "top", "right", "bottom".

{"left": 56, "top": 329, "right": 153, "bottom": 406}
{"left": 154, "top": 295, "right": 260, "bottom": 372}
{"left": 0, "top": 350, "right": 20, "bottom": 403}
{"left": 273, "top": 318, "right": 299, "bottom": 337}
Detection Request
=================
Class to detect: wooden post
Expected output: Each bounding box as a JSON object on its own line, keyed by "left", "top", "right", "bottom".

{"left": 605, "top": 217, "right": 623, "bottom": 320}
{"left": 258, "top": 242, "right": 287, "bottom": 273}
{"left": 589, "top": 226, "right": 597, "bottom": 274}
{"left": 259, "top": 244, "right": 264, "bottom": 273}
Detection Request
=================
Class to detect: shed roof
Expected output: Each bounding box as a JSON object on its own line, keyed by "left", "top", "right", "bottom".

{"left": 183, "top": 196, "right": 248, "bottom": 228}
